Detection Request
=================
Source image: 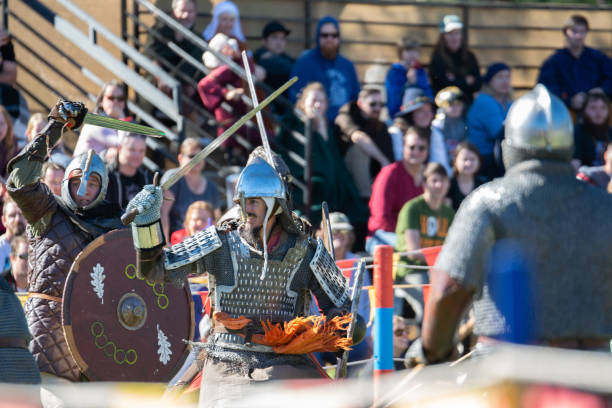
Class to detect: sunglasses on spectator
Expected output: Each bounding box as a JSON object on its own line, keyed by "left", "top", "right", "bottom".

{"left": 407, "top": 145, "right": 427, "bottom": 152}
{"left": 369, "top": 101, "right": 384, "bottom": 108}
{"left": 320, "top": 32, "right": 339, "bottom": 39}
{"left": 17, "top": 253, "right": 28, "bottom": 260}
{"left": 106, "top": 95, "right": 125, "bottom": 102}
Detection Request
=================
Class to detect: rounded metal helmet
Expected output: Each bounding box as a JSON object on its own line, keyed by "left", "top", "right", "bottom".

{"left": 233, "top": 155, "right": 287, "bottom": 223}
{"left": 61, "top": 149, "right": 109, "bottom": 211}
{"left": 503, "top": 84, "right": 574, "bottom": 167}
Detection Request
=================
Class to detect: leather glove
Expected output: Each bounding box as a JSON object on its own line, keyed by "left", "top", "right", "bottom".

{"left": 48, "top": 100, "right": 88, "bottom": 130}
{"left": 125, "top": 184, "right": 163, "bottom": 226}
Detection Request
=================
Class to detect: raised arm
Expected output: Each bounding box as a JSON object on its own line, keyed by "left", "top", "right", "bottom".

{"left": 6, "top": 101, "right": 87, "bottom": 229}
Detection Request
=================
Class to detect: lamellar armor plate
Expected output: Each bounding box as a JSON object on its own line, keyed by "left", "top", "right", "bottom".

{"left": 165, "top": 226, "right": 222, "bottom": 270}
{"left": 309, "top": 239, "right": 349, "bottom": 308}
{"left": 212, "top": 230, "right": 308, "bottom": 322}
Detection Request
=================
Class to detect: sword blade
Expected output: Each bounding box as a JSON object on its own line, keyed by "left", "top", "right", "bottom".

{"left": 161, "top": 76, "right": 298, "bottom": 192}
{"left": 335, "top": 260, "right": 366, "bottom": 380}
{"left": 83, "top": 113, "right": 166, "bottom": 137}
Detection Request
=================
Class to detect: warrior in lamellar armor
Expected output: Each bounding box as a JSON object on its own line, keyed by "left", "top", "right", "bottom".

{"left": 126, "top": 147, "right": 365, "bottom": 405}
{"left": 6, "top": 100, "right": 124, "bottom": 382}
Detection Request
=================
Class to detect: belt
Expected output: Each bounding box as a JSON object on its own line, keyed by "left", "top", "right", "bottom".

{"left": 0, "top": 336, "right": 29, "bottom": 349}
{"left": 28, "top": 292, "right": 62, "bottom": 303}
{"left": 211, "top": 333, "right": 275, "bottom": 353}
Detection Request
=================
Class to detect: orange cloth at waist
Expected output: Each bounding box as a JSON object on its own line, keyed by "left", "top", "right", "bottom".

{"left": 212, "top": 311, "right": 353, "bottom": 354}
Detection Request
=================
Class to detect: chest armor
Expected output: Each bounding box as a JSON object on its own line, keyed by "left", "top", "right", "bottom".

{"left": 212, "top": 230, "right": 308, "bottom": 322}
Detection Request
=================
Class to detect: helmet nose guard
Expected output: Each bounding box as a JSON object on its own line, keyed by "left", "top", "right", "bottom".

{"left": 61, "top": 149, "right": 109, "bottom": 211}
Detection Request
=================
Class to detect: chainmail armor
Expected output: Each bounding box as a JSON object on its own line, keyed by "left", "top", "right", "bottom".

{"left": 436, "top": 159, "right": 612, "bottom": 340}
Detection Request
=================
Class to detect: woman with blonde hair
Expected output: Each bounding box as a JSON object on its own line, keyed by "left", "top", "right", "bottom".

{"left": 170, "top": 200, "right": 215, "bottom": 245}
{"left": 277, "top": 82, "right": 367, "bottom": 232}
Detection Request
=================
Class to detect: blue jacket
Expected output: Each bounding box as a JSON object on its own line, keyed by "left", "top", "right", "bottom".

{"left": 467, "top": 93, "right": 511, "bottom": 156}
{"left": 385, "top": 63, "right": 433, "bottom": 117}
{"left": 289, "top": 16, "right": 360, "bottom": 122}
{"left": 538, "top": 47, "right": 612, "bottom": 106}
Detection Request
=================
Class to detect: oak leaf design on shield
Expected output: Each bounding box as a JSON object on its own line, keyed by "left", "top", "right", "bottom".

{"left": 156, "top": 324, "right": 172, "bottom": 365}
{"left": 90, "top": 263, "right": 105, "bottom": 304}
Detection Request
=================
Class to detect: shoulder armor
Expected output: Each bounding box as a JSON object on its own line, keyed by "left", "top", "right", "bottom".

{"left": 164, "top": 226, "right": 222, "bottom": 270}
{"left": 309, "top": 238, "right": 350, "bottom": 308}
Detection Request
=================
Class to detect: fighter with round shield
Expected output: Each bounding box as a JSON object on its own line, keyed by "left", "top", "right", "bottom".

{"left": 6, "top": 100, "right": 124, "bottom": 384}
{"left": 5, "top": 100, "right": 191, "bottom": 393}
{"left": 125, "top": 146, "right": 366, "bottom": 406}
{"left": 408, "top": 84, "right": 612, "bottom": 366}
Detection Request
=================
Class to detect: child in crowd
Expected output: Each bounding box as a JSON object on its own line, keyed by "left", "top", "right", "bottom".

{"left": 447, "top": 141, "right": 486, "bottom": 210}
{"left": 432, "top": 86, "right": 467, "bottom": 160}
{"left": 385, "top": 37, "right": 433, "bottom": 117}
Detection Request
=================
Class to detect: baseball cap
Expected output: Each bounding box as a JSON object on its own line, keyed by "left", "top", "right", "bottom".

{"left": 262, "top": 21, "right": 291, "bottom": 39}
{"left": 439, "top": 15, "right": 463, "bottom": 33}
{"left": 329, "top": 212, "right": 353, "bottom": 231}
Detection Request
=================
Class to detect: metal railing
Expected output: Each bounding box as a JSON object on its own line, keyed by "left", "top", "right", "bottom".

{"left": 124, "top": 0, "right": 314, "bottom": 215}
{"left": 3, "top": 0, "right": 188, "bottom": 173}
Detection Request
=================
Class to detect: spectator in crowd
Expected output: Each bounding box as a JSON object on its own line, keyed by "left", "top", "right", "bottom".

{"left": 467, "top": 62, "right": 513, "bottom": 180}
{"left": 572, "top": 91, "right": 611, "bottom": 169}
{"left": 0, "top": 105, "right": 17, "bottom": 180}
{"left": 73, "top": 80, "right": 126, "bottom": 160}
{"left": 7, "top": 234, "right": 28, "bottom": 292}
{"left": 161, "top": 138, "right": 221, "bottom": 243}
{"left": 203, "top": 1, "right": 246, "bottom": 43}
{"left": 432, "top": 86, "right": 467, "bottom": 160}
{"left": 326, "top": 211, "right": 357, "bottom": 261}
{"left": 429, "top": 15, "right": 481, "bottom": 105}
{"left": 367, "top": 127, "right": 427, "bottom": 251}
{"left": 199, "top": 33, "right": 257, "bottom": 164}
{"left": 447, "top": 141, "right": 486, "bottom": 210}
{"left": 290, "top": 16, "right": 360, "bottom": 123}
{"left": 336, "top": 87, "right": 395, "bottom": 206}
{"left": 391, "top": 87, "right": 450, "bottom": 172}
{"left": 0, "top": 197, "right": 25, "bottom": 273}
{"left": 143, "top": 0, "right": 202, "bottom": 121}
{"left": 41, "top": 161, "right": 64, "bottom": 197}
{"left": 385, "top": 37, "right": 433, "bottom": 117}
{"left": 393, "top": 162, "right": 454, "bottom": 321}
{"left": 277, "top": 82, "right": 366, "bottom": 229}
{"left": 394, "top": 162, "right": 454, "bottom": 263}
{"left": 25, "top": 113, "right": 46, "bottom": 143}
{"left": 538, "top": 14, "right": 612, "bottom": 112}
{"left": 105, "top": 132, "right": 152, "bottom": 211}
{"left": 170, "top": 200, "right": 215, "bottom": 245}
{"left": 254, "top": 21, "right": 295, "bottom": 114}
{"left": 0, "top": 28, "right": 30, "bottom": 148}
{"left": 577, "top": 143, "right": 612, "bottom": 190}
{"left": 392, "top": 315, "right": 419, "bottom": 370}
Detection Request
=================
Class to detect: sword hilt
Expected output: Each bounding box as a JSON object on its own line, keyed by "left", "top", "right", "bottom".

{"left": 121, "top": 172, "right": 160, "bottom": 226}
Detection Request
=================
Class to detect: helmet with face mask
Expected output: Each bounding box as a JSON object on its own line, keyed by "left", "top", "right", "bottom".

{"left": 502, "top": 84, "right": 574, "bottom": 169}
{"left": 61, "top": 150, "right": 109, "bottom": 211}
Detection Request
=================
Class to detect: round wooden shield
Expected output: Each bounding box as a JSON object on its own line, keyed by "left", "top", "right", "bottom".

{"left": 62, "top": 229, "right": 194, "bottom": 382}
